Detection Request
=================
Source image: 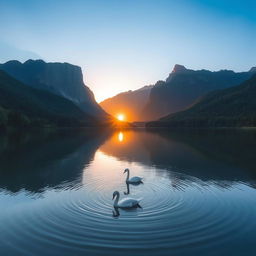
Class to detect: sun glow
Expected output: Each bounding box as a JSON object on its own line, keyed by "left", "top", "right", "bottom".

{"left": 117, "top": 114, "right": 125, "bottom": 121}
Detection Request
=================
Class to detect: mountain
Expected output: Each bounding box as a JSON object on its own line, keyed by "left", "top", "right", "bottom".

{"left": 100, "top": 85, "right": 152, "bottom": 122}
{"left": 0, "top": 59, "right": 108, "bottom": 119}
{"left": 142, "top": 64, "right": 254, "bottom": 121}
{"left": 147, "top": 74, "right": 256, "bottom": 128}
{"left": 0, "top": 70, "right": 99, "bottom": 127}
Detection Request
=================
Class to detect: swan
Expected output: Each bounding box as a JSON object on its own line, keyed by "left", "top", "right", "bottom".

{"left": 112, "top": 191, "right": 141, "bottom": 208}
{"left": 124, "top": 182, "right": 130, "bottom": 195}
{"left": 124, "top": 168, "right": 143, "bottom": 184}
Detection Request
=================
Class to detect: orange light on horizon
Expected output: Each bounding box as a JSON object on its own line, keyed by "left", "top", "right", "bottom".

{"left": 117, "top": 114, "right": 125, "bottom": 121}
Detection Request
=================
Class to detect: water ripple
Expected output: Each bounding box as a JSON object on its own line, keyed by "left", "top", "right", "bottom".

{"left": 1, "top": 168, "right": 256, "bottom": 256}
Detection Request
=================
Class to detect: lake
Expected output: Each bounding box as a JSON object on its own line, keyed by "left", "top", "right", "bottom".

{"left": 0, "top": 129, "right": 255, "bottom": 256}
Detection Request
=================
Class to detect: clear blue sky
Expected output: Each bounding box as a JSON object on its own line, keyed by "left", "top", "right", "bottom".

{"left": 0, "top": 0, "right": 255, "bottom": 101}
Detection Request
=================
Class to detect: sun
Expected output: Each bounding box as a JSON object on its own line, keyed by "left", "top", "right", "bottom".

{"left": 117, "top": 114, "right": 125, "bottom": 121}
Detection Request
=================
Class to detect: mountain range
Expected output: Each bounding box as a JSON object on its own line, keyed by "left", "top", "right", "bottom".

{"left": 101, "top": 64, "right": 255, "bottom": 121}
{"left": 1, "top": 59, "right": 256, "bottom": 129}
{"left": 147, "top": 74, "right": 256, "bottom": 127}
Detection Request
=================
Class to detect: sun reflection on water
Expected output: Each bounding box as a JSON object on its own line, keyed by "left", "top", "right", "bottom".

{"left": 118, "top": 132, "right": 124, "bottom": 142}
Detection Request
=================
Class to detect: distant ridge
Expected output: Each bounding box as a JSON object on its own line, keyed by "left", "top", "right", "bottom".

{"left": 249, "top": 67, "right": 256, "bottom": 73}
{"left": 142, "top": 64, "right": 254, "bottom": 121}
{"left": 147, "top": 74, "right": 256, "bottom": 128}
{"left": 100, "top": 85, "right": 153, "bottom": 122}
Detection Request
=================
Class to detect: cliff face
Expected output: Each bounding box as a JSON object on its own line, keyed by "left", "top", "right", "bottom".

{"left": 0, "top": 60, "right": 108, "bottom": 119}
{"left": 142, "top": 65, "right": 254, "bottom": 121}
{"left": 0, "top": 70, "right": 97, "bottom": 127}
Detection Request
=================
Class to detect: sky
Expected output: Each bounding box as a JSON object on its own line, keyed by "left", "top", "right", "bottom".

{"left": 0, "top": 0, "right": 255, "bottom": 102}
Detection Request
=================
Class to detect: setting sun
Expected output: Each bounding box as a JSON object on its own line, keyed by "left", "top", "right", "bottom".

{"left": 117, "top": 114, "right": 125, "bottom": 121}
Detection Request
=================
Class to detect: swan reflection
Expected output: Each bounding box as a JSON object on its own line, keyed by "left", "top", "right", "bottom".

{"left": 124, "top": 181, "right": 143, "bottom": 195}
{"left": 112, "top": 207, "right": 120, "bottom": 218}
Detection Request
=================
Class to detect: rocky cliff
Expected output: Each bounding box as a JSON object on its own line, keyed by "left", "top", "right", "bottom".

{"left": 0, "top": 59, "right": 108, "bottom": 119}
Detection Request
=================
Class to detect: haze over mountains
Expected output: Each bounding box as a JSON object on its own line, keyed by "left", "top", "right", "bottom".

{"left": 0, "top": 42, "right": 41, "bottom": 63}
{"left": 101, "top": 64, "right": 255, "bottom": 122}
{"left": 147, "top": 74, "right": 256, "bottom": 128}
{"left": 100, "top": 85, "right": 152, "bottom": 121}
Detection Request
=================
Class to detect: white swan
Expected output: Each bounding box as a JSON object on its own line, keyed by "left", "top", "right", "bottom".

{"left": 124, "top": 168, "right": 143, "bottom": 183}
{"left": 112, "top": 191, "right": 141, "bottom": 208}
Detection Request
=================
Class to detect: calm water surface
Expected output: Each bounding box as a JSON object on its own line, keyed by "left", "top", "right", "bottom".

{"left": 0, "top": 129, "right": 256, "bottom": 255}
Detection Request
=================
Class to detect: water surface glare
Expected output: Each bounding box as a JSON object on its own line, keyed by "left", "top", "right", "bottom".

{"left": 0, "top": 129, "right": 256, "bottom": 255}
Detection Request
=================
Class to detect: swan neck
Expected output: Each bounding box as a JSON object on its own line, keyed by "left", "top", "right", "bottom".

{"left": 114, "top": 193, "right": 120, "bottom": 207}
{"left": 126, "top": 170, "right": 130, "bottom": 181}
{"left": 126, "top": 182, "right": 130, "bottom": 195}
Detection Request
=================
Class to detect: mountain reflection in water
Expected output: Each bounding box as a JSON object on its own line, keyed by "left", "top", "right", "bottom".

{"left": 0, "top": 130, "right": 111, "bottom": 194}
